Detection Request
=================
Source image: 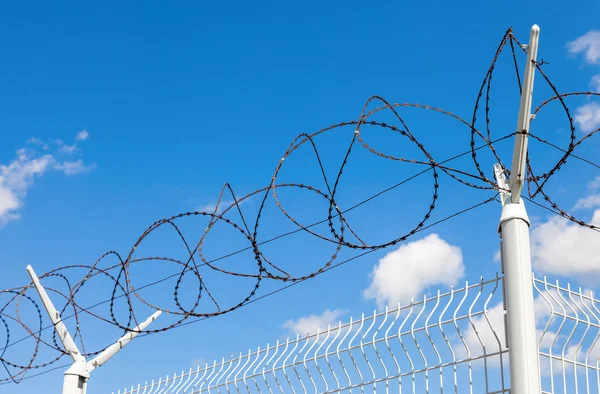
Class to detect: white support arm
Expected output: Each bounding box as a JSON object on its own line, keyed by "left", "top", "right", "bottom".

{"left": 510, "top": 24, "right": 539, "bottom": 203}
{"left": 86, "top": 310, "right": 161, "bottom": 372}
{"left": 26, "top": 265, "right": 84, "bottom": 363}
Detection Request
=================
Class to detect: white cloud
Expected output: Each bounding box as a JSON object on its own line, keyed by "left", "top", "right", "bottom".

{"left": 530, "top": 209, "right": 600, "bottom": 278}
{"left": 56, "top": 129, "right": 90, "bottom": 153}
{"left": 574, "top": 102, "right": 600, "bottom": 133}
{"left": 76, "top": 130, "right": 89, "bottom": 141}
{"left": 568, "top": 32, "right": 600, "bottom": 134}
{"left": 588, "top": 176, "right": 600, "bottom": 190}
{"left": 0, "top": 134, "right": 94, "bottom": 227}
{"left": 592, "top": 75, "right": 600, "bottom": 93}
{"left": 54, "top": 159, "right": 95, "bottom": 175}
{"left": 58, "top": 141, "right": 78, "bottom": 153}
{"left": 493, "top": 250, "right": 501, "bottom": 263}
{"left": 363, "top": 234, "right": 464, "bottom": 308}
{"left": 572, "top": 178, "right": 600, "bottom": 212}
{"left": 573, "top": 194, "right": 600, "bottom": 210}
{"left": 567, "top": 30, "right": 600, "bottom": 64}
{"left": 26, "top": 137, "right": 49, "bottom": 150}
{"left": 282, "top": 309, "right": 345, "bottom": 336}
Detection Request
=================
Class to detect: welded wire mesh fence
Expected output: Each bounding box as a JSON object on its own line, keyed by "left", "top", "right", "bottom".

{"left": 113, "top": 274, "right": 600, "bottom": 394}
{"left": 535, "top": 275, "right": 600, "bottom": 394}
{"left": 115, "top": 275, "right": 510, "bottom": 394}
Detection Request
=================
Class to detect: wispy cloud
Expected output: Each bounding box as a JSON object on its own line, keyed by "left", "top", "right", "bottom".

{"left": 26, "top": 137, "right": 49, "bottom": 150}
{"left": 572, "top": 176, "right": 600, "bottom": 211}
{"left": 567, "top": 30, "right": 600, "bottom": 65}
{"left": 76, "top": 130, "right": 89, "bottom": 141}
{"left": 54, "top": 159, "right": 95, "bottom": 175}
{"left": 567, "top": 32, "right": 600, "bottom": 134}
{"left": 573, "top": 194, "right": 600, "bottom": 211}
{"left": 589, "top": 175, "right": 600, "bottom": 190}
{"left": 190, "top": 357, "right": 207, "bottom": 369}
{"left": 592, "top": 74, "right": 600, "bottom": 93}
{"left": 282, "top": 309, "right": 346, "bottom": 336}
{"left": 196, "top": 197, "right": 249, "bottom": 214}
{"left": 0, "top": 132, "right": 94, "bottom": 227}
{"left": 55, "top": 129, "right": 90, "bottom": 153}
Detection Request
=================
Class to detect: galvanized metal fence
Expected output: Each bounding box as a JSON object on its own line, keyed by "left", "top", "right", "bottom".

{"left": 114, "top": 275, "right": 509, "bottom": 394}
{"left": 534, "top": 276, "right": 600, "bottom": 394}
{"left": 112, "top": 274, "right": 600, "bottom": 394}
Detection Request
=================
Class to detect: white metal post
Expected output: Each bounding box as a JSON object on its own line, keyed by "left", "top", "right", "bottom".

{"left": 495, "top": 25, "right": 541, "bottom": 394}
{"left": 26, "top": 265, "right": 161, "bottom": 394}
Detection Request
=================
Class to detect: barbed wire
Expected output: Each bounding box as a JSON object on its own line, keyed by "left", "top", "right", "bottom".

{"left": 0, "top": 195, "right": 500, "bottom": 387}
{"left": 0, "top": 132, "right": 510, "bottom": 353}
{"left": 1, "top": 27, "right": 598, "bottom": 384}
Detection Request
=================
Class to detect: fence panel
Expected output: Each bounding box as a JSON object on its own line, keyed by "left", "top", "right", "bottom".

{"left": 115, "top": 275, "right": 509, "bottom": 394}
{"left": 534, "top": 275, "right": 600, "bottom": 394}
{"left": 115, "top": 274, "right": 600, "bottom": 394}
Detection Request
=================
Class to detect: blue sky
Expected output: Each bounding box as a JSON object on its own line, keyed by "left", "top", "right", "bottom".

{"left": 1, "top": 1, "right": 599, "bottom": 393}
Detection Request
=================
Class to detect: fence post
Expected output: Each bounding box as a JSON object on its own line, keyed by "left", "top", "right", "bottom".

{"left": 495, "top": 24, "right": 542, "bottom": 394}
